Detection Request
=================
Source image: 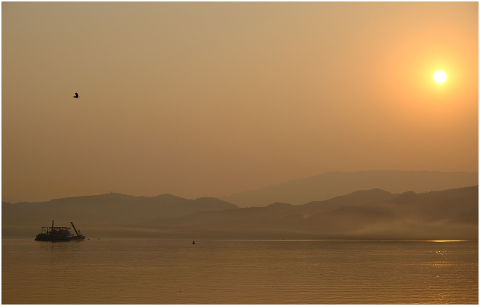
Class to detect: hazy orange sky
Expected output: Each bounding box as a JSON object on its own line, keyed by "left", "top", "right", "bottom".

{"left": 2, "top": 2, "right": 478, "bottom": 203}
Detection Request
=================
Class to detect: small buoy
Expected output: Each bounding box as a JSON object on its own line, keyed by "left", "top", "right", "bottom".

{"left": 192, "top": 241, "right": 195, "bottom": 244}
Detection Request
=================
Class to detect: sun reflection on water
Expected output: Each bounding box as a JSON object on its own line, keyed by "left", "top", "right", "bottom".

{"left": 426, "top": 240, "right": 468, "bottom": 243}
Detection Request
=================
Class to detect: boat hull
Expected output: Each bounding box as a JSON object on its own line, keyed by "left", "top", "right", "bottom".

{"left": 34, "top": 234, "right": 85, "bottom": 242}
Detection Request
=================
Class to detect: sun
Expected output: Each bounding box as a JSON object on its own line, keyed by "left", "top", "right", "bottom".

{"left": 434, "top": 71, "right": 447, "bottom": 83}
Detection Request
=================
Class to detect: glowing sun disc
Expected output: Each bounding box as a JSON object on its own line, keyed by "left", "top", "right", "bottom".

{"left": 434, "top": 71, "right": 447, "bottom": 83}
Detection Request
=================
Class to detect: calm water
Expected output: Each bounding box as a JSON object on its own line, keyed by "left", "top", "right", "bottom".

{"left": 2, "top": 238, "right": 478, "bottom": 304}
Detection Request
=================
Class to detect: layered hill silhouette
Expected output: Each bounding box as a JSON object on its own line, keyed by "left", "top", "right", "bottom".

{"left": 147, "top": 186, "right": 478, "bottom": 240}
{"left": 219, "top": 170, "right": 478, "bottom": 207}
{"left": 2, "top": 193, "right": 237, "bottom": 237}
{"left": 3, "top": 186, "right": 477, "bottom": 240}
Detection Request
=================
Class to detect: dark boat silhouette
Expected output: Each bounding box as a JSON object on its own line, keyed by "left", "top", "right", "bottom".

{"left": 35, "top": 220, "right": 85, "bottom": 242}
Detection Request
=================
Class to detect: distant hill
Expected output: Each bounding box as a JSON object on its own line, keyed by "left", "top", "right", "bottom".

{"left": 149, "top": 186, "right": 478, "bottom": 240}
{"left": 3, "top": 186, "right": 477, "bottom": 240}
{"left": 219, "top": 170, "right": 478, "bottom": 207}
{"left": 2, "top": 193, "right": 238, "bottom": 237}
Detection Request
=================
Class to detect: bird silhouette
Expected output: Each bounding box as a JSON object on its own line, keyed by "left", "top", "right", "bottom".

{"left": 73, "top": 92, "right": 79, "bottom": 98}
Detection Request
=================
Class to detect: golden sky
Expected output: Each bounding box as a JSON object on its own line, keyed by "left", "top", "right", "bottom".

{"left": 2, "top": 2, "right": 478, "bottom": 202}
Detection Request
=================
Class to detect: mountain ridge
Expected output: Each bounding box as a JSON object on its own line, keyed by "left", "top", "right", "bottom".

{"left": 2, "top": 193, "right": 238, "bottom": 237}
{"left": 3, "top": 185, "right": 477, "bottom": 240}
{"left": 219, "top": 170, "right": 478, "bottom": 207}
{"left": 148, "top": 186, "right": 477, "bottom": 240}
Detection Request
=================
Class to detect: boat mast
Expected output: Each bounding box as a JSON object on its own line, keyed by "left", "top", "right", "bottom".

{"left": 70, "top": 222, "right": 80, "bottom": 237}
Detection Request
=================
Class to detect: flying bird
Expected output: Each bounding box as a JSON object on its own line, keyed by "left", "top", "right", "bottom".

{"left": 73, "top": 92, "right": 79, "bottom": 98}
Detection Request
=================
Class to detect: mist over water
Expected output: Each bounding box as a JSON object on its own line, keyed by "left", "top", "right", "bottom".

{"left": 3, "top": 238, "right": 477, "bottom": 304}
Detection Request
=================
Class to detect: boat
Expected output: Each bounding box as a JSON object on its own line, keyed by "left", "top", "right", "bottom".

{"left": 35, "top": 220, "right": 85, "bottom": 242}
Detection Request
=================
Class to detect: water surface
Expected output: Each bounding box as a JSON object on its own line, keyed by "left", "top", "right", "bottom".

{"left": 2, "top": 238, "right": 477, "bottom": 304}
